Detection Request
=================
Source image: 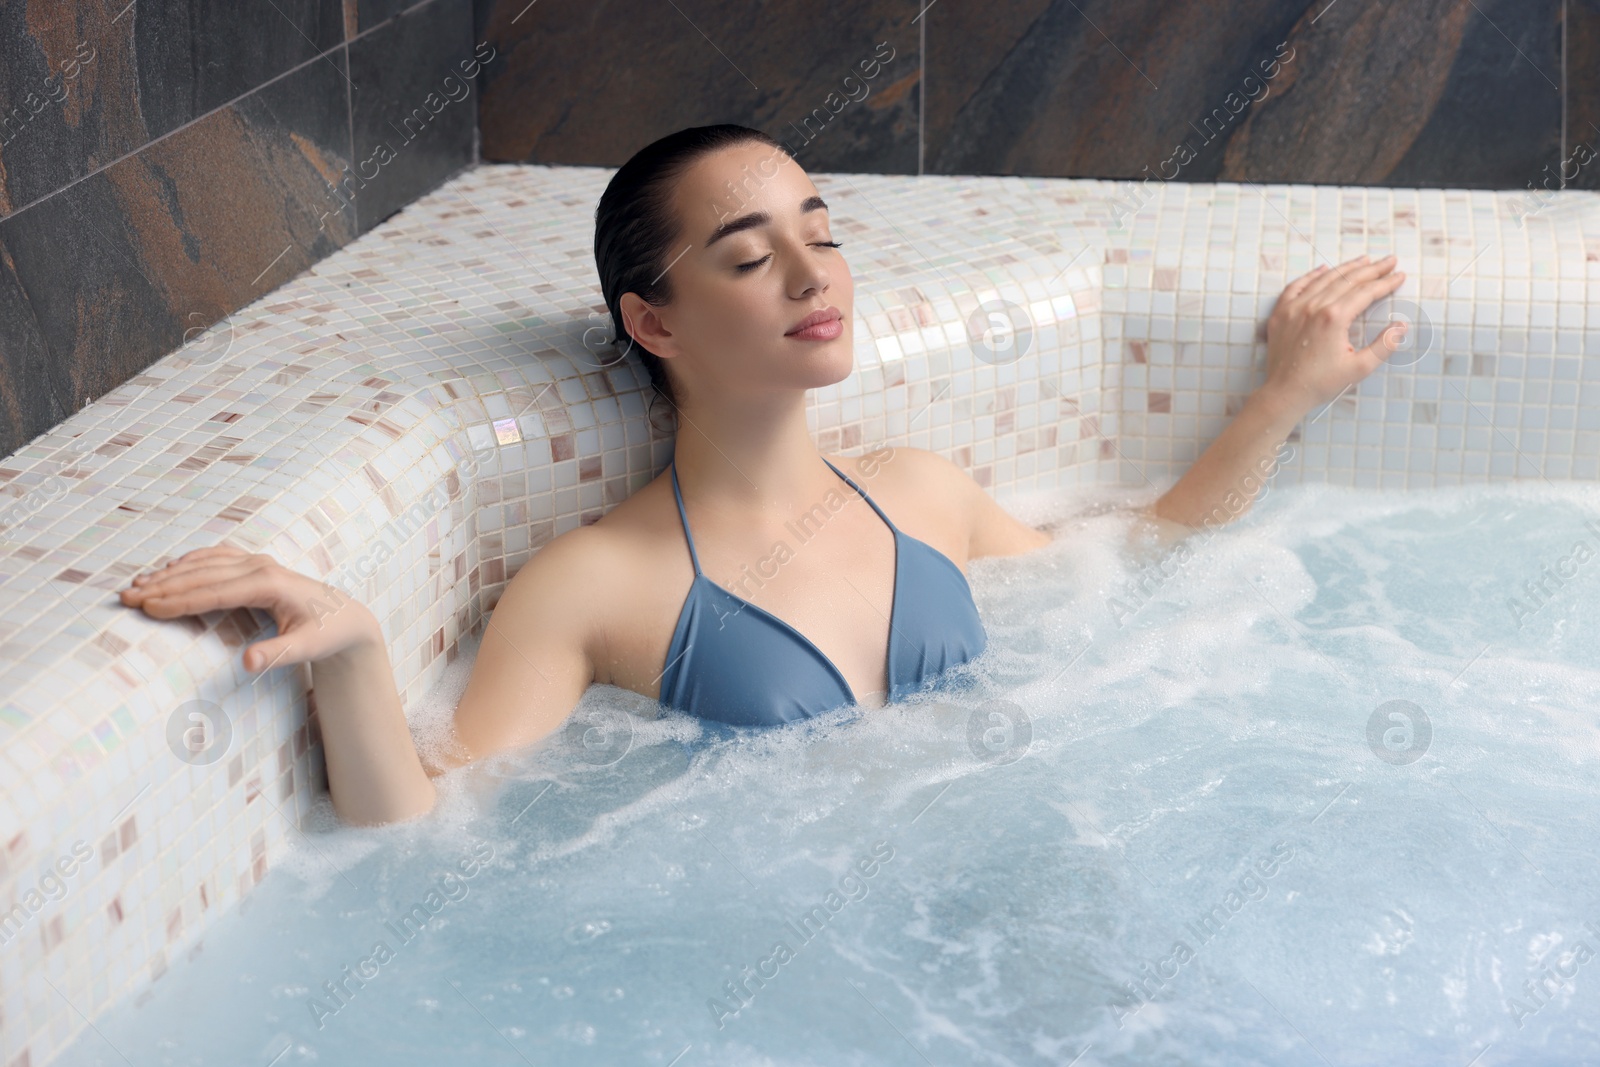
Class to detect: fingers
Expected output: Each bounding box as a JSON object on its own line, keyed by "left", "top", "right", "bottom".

{"left": 1331, "top": 268, "right": 1406, "bottom": 321}
{"left": 1300, "top": 253, "right": 1397, "bottom": 306}
{"left": 124, "top": 557, "right": 258, "bottom": 601}
{"left": 1357, "top": 320, "right": 1409, "bottom": 365}
{"left": 1278, "top": 263, "right": 1328, "bottom": 304}
{"left": 121, "top": 562, "right": 272, "bottom": 618}
{"left": 126, "top": 543, "right": 253, "bottom": 582}
{"left": 1295, "top": 255, "right": 1365, "bottom": 303}
{"left": 243, "top": 634, "right": 299, "bottom": 673}
{"left": 127, "top": 545, "right": 263, "bottom": 585}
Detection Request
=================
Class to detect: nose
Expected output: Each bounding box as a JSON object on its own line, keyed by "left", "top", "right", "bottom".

{"left": 790, "top": 253, "right": 830, "bottom": 299}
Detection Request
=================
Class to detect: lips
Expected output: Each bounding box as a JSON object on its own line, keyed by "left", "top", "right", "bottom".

{"left": 785, "top": 307, "right": 843, "bottom": 336}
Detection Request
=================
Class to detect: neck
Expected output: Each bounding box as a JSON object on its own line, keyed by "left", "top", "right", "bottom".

{"left": 670, "top": 384, "right": 837, "bottom": 511}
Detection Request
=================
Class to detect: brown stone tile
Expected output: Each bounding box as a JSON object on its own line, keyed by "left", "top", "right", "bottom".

{"left": 348, "top": 0, "right": 478, "bottom": 231}
{"left": 1571, "top": 0, "right": 1600, "bottom": 190}
{"left": 0, "top": 0, "right": 345, "bottom": 219}
{"left": 925, "top": 0, "right": 1561, "bottom": 189}
{"left": 0, "top": 52, "right": 353, "bottom": 457}
{"left": 477, "top": 0, "right": 919, "bottom": 173}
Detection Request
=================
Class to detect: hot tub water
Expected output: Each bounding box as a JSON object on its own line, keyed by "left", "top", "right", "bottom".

{"left": 54, "top": 479, "right": 1600, "bottom": 1067}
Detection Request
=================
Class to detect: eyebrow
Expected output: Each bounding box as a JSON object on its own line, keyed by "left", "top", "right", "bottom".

{"left": 704, "top": 195, "right": 829, "bottom": 249}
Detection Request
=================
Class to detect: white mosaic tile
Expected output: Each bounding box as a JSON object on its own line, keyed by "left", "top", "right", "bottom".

{"left": 1, "top": 161, "right": 1597, "bottom": 1066}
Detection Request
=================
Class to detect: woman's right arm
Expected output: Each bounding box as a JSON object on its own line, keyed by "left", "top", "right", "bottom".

{"left": 120, "top": 535, "right": 599, "bottom": 827}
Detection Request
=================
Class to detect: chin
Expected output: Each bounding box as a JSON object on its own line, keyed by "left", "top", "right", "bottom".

{"left": 806, "top": 334, "right": 857, "bottom": 388}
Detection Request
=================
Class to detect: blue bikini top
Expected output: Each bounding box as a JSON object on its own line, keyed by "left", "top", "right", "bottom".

{"left": 657, "top": 454, "right": 988, "bottom": 726}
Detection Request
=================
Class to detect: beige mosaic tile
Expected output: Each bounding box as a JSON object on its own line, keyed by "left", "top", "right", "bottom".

{"left": 1, "top": 161, "right": 1595, "bottom": 1066}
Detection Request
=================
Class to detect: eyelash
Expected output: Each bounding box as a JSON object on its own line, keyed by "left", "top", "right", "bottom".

{"left": 736, "top": 241, "right": 843, "bottom": 274}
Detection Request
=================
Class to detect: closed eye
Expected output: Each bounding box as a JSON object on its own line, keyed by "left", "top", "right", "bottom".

{"left": 736, "top": 241, "right": 844, "bottom": 274}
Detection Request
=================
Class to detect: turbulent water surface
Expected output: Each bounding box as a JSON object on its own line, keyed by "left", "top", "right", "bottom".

{"left": 54, "top": 479, "right": 1600, "bottom": 1066}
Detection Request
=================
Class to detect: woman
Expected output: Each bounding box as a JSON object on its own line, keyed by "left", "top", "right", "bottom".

{"left": 118, "top": 124, "right": 1407, "bottom": 827}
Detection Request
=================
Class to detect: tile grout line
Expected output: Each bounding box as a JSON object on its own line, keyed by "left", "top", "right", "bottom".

{"left": 918, "top": 1, "right": 926, "bottom": 177}
{"left": 1560, "top": 0, "right": 1568, "bottom": 185}
{"left": 0, "top": 0, "right": 443, "bottom": 227}
{"left": 345, "top": 28, "right": 356, "bottom": 230}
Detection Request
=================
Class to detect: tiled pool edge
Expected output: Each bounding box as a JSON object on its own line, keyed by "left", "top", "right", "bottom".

{"left": 0, "top": 163, "right": 1112, "bottom": 1067}
{"left": 2, "top": 163, "right": 1596, "bottom": 1066}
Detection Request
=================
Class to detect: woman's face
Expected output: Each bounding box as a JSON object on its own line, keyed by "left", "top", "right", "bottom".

{"left": 623, "top": 141, "right": 855, "bottom": 403}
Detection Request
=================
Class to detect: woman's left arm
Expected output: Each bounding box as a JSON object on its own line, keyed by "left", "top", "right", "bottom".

{"left": 959, "top": 253, "right": 1409, "bottom": 558}
{"left": 1146, "top": 254, "right": 1407, "bottom": 529}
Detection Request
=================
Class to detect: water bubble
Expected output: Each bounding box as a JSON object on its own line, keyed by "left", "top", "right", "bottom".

{"left": 564, "top": 918, "right": 612, "bottom": 944}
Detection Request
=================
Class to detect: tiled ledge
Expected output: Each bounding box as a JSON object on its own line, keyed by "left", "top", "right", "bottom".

{"left": 1, "top": 162, "right": 1596, "bottom": 1066}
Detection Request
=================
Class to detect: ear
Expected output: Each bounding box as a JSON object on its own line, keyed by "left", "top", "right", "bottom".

{"left": 619, "top": 292, "right": 679, "bottom": 361}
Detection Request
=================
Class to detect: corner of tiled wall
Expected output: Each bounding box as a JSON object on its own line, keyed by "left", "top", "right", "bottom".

{"left": 0, "top": 0, "right": 482, "bottom": 460}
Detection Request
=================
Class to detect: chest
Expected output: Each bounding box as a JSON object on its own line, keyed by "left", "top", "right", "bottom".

{"left": 603, "top": 498, "right": 908, "bottom": 705}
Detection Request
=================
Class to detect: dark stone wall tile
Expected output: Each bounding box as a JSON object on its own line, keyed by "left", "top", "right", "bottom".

{"left": 351, "top": 0, "right": 429, "bottom": 35}
{"left": 476, "top": 0, "right": 920, "bottom": 174}
{"left": 0, "top": 239, "right": 62, "bottom": 454}
{"left": 0, "top": 52, "right": 353, "bottom": 458}
{"left": 925, "top": 0, "right": 1301, "bottom": 180}
{"left": 1266, "top": 0, "right": 1559, "bottom": 188}
{"left": 0, "top": 174, "right": 177, "bottom": 452}
{"left": 132, "top": 0, "right": 345, "bottom": 138}
{"left": 471, "top": 0, "right": 498, "bottom": 49}
{"left": 0, "top": 3, "right": 148, "bottom": 218}
{"left": 926, "top": 0, "right": 1562, "bottom": 189}
{"left": 349, "top": 0, "right": 478, "bottom": 232}
{"left": 0, "top": 0, "right": 344, "bottom": 221}
{"left": 1571, "top": 0, "right": 1600, "bottom": 190}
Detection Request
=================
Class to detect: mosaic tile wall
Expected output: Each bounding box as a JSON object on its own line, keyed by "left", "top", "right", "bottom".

{"left": 1110, "top": 184, "right": 1600, "bottom": 485}
{"left": 0, "top": 0, "right": 483, "bottom": 461}
{"left": 1, "top": 161, "right": 1597, "bottom": 1066}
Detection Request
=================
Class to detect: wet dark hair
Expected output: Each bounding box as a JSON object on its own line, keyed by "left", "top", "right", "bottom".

{"left": 593, "top": 124, "right": 791, "bottom": 426}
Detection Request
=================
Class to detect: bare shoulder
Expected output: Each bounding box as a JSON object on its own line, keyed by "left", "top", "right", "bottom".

{"left": 500, "top": 471, "right": 674, "bottom": 618}
{"left": 488, "top": 521, "right": 609, "bottom": 658}
{"left": 830, "top": 444, "right": 960, "bottom": 495}
{"left": 830, "top": 444, "right": 1049, "bottom": 562}
{"left": 441, "top": 499, "right": 647, "bottom": 771}
{"left": 439, "top": 471, "right": 689, "bottom": 770}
